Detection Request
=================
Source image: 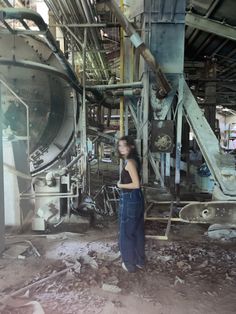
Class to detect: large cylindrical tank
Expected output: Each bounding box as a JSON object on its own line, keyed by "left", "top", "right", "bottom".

{"left": 0, "top": 32, "right": 78, "bottom": 175}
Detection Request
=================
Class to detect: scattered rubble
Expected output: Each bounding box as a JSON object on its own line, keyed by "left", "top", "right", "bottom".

{"left": 0, "top": 231, "right": 236, "bottom": 314}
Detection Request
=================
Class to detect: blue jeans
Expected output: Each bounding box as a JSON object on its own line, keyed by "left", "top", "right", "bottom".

{"left": 119, "top": 188, "right": 145, "bottom": 272}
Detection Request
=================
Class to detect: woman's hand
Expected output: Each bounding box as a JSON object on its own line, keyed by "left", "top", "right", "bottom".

{"left": 117, "top": 181, "right": 121, "bottom": 188}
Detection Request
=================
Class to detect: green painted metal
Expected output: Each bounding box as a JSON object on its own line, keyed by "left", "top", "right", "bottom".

{"left": 183, "top": 80, "right": 236, "bottom": 197}
{"left": 186, "top": 12, "right": 236, "bottom": 41}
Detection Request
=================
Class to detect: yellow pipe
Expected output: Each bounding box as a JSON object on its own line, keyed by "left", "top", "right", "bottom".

{"left": 131, "top": 44, "right": 134, "bottom": 82}
{"left": 119, "top": 0, "right": 124, "bottom": 137}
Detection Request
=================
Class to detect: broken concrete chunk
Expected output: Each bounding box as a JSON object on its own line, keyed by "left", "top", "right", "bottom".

{"left": 156, "top": 255, "right": 172, "bottom": 262}
{"left": 174, "top": 276, "right": 185, "bottom": 285}
{"left": 102, "top": 283, "right": 122, "bottom": 293}
{"left": 82, "top": 255, "right": 98, "bottom": 270}
{"left": 73, "top": 261, "right": 82, "bottom": 274}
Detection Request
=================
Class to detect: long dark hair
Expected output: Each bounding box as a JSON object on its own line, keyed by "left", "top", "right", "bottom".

{"left": 118, "top": 136, "right": 141, "bottom": 172}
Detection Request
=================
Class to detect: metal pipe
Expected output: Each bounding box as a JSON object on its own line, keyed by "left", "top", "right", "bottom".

{"left": 82, "top": 27, "right": 88, "bottom": 193}
{"left": 20, "top": 181, "right": 80, "bottom": 199}
{"left": 105, "top": 0, "right": 171, "bottom": 99}
{"left": 63, "top": 153, "right": 84, "bottom": 173}
{"left": 120, "top": 0, "right": 124, "bottom": 137}
{"left": 80, "top": 0, "right": 109, "bottom": 80}
{"left": 52, "top": 23, "right": 119, "bottom": 28}
{"left": 86, "top": 81, "right": 143, "bottom": 91}
{"left": 45, "top": 0, "right": 105, "bottom": 82}
{"left": 45, "top": 153, "right": 84, "bottom": 184}
{"left": 111, "top": 89, "right": 141, "bottom": 96}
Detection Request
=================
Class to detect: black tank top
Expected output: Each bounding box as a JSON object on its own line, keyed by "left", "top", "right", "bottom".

{"left": 121, "top": 166, "right": 132, "bottom": 185}
{"left": 120, "top": 159, "right": 140, "bottom": 192}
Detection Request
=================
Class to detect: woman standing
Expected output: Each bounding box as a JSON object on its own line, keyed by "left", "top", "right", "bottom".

{"left": 117, "top": 136, "right": 145, "bottom": 272}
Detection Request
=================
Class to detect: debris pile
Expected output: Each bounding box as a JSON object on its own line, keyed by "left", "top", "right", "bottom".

{"left": 1, "top": 234, "right": 236, "bottom": 314}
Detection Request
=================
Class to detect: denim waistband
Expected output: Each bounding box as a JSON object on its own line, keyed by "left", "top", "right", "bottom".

{"left": 120, "top": 188, "right": 141, "bottom": 195}
{"left": 120, "top": 188, "right": 143, "bottom": 201}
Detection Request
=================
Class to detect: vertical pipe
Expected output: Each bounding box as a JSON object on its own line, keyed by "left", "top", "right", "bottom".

{"left": 125, "top": 104, "right": 129, "bottom": 135}
{"left": 161, "top": 153, "right": 165, "bottom": 187}
{"left": 71, "top": 35, "right": 75, "bottom": 71}
{"left": 142, "top": 70, "right": 149, "bottom": 184}
{"left": 175, "top": 75, "right": 184, "bottom": 202}
{"left": 0, "top": 83, "right": 5, "bottom": 253}
{"left": 142, "top": 12, "right": 149, "bottom": 184}
{"left": 165, "top": 109, "right": 171, "bottom": 183}
{"left": 119, "top": 0, "right": 124, "bottom": 137}
{"left": 82, "top": 28, "right": 88, "bottom": 193}
{"left": 125, "top": 43, "right": 134, "bottom": 137}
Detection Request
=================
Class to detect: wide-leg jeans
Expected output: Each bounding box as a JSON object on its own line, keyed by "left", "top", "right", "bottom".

{"left": 119, "top": 188, "right": 145, "bottom": 272}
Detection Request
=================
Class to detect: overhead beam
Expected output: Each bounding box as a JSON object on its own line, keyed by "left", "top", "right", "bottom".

{"left": 186, "top": 13, "right": 236, "bottom": 41}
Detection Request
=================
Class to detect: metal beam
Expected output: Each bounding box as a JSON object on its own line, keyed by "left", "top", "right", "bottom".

{"left": 186, "top": 13, "right": 236, "bottom": 41}
{"left": 183, "top": 80, "right": 236, "bottom": 197}
{"left": 0, "top": 83, "right": 5, "bottom": 253}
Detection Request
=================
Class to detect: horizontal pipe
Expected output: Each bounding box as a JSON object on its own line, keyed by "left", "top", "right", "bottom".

{"left": 20, "top": 182, "right": 80, "bottom": 199}
{"left": 86, "top": 81, "right": 143, "bottom": 91}
{"left": 111, "top": 89, "right": 141, "bottom": 96}
{"left": 52, "top": 23, "right": 120, "bottom": 28}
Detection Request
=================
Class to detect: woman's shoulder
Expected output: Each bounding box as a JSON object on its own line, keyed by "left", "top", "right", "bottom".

{"left": 126, "top": 158, "right": 138, "bottom": 168}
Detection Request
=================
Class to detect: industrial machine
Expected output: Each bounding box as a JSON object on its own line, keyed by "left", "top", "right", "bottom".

{"left": 0, "top": 8, "right": 95, "bottom": 230}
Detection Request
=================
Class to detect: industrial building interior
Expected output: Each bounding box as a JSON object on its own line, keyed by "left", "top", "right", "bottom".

{"left": 0, "top": 0, "right": 236, "bottom": 313}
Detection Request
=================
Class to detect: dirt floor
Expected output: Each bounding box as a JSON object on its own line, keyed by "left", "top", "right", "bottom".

{"left": 0, "top": 222, "right": 236, "bottom": 314}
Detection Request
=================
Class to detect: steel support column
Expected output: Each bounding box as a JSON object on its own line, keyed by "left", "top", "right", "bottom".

{"left": 119, "top": 0, "right": 124, "bottom": 137}
{"left": 82, "top": 28, "right": 88, "bottom": 193}
{"left": 175, "top": 76, "right": 184, "bottom": 200}
{"left": 0, "top": 83, "right": 5, "bottom": 253}
{"left": 142, "top": 70, "right": 149, "bottom": 183}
